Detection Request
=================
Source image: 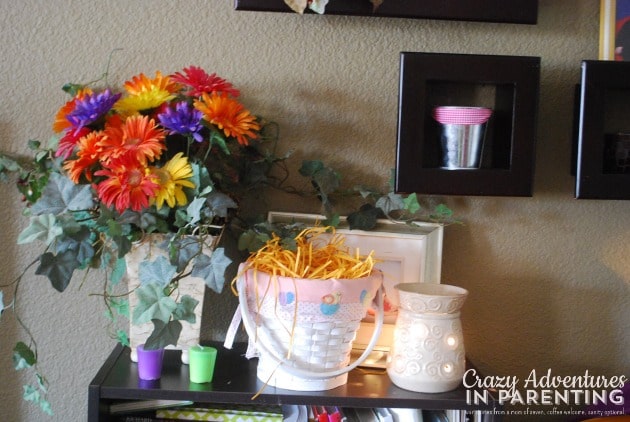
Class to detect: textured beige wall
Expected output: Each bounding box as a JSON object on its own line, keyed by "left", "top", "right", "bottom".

{"left": 0, "top": 1, "right": 628, "bottom": 420}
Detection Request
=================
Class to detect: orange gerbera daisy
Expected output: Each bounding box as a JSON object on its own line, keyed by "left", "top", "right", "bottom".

{"left": 94, "top": 157, "right": 159, "bottom": 213}
{"left": 123, "top": 71, "right": 178, "bottom": 96}
{"left": 63, "top": 131, "right": 106, "bottom": 183}
{"left": 100, "top": 115, "right": 166, "bottom": 166}
{"left": 194, "top": 92, "right": 260, "bottom": 146}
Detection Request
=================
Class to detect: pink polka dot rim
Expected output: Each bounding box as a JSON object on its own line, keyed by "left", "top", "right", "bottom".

{"left": 432, "top": 106, "right": 493, "bottom": 125}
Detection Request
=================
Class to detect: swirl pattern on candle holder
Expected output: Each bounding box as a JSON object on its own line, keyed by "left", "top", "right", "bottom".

{"left": 387, "top": 295, "right": 467, "bottom": 393}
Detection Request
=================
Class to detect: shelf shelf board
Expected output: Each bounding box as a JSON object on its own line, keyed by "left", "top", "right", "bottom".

{"left": 90, "top": 342, "right": 500, "bottom": 417}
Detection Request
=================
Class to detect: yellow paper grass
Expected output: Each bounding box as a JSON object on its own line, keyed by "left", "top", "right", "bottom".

{"left": 244, "top": 226, "right": 376, "bottom": 280}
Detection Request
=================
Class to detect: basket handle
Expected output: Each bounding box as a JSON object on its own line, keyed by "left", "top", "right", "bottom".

{"left": 236, "top": 275, "right": 384, "bottom": 380}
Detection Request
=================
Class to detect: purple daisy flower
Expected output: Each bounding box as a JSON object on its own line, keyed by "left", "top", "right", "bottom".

{"left": 66, "top": 89, "right": 121, "bottom": 131}
{"left": 158, "top": 101, "right": 205, "bottom": 142}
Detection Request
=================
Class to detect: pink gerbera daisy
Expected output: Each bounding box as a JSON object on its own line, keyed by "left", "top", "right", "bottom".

{"left": 171, "top": 66, "right": 240, "bottom": 98}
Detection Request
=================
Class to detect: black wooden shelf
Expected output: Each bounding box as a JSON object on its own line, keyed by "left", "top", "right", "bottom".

{"left": 575, "top": 60, "right": 630, "bottom": 199}
{"left": 88, "top": 342, "right": 501, "bottom": 421}
{"left": 395, "top": 52, "right": 540, "bottom": 197}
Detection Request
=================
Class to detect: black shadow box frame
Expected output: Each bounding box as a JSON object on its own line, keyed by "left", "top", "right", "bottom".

{"left": 395, "top": 52, "right": 540, "bottom": 197}
{"left": 234, "top": 0, "right": 538, "bottom": 24}
{"left": 576, "top": 60, "right": 630, "bottom": 199}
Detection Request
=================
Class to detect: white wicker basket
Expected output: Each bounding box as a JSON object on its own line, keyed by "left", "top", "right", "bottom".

{"left": 236, "top": 267, "right": 384, "bottom": 391}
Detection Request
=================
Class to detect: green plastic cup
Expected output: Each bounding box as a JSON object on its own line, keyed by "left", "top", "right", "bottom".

{"left": 189, "top": 346, "right": 217, "bottom": 383}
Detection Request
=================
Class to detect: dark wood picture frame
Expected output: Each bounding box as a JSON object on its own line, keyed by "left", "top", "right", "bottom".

{"left": 576, "top": 60, "right": 630, "bottom": 199}
{"left": 234, "top": 0, "right": 538, "bottom": 24}
{"left": 395, "top": 52, "right": 540, "bottom": 197}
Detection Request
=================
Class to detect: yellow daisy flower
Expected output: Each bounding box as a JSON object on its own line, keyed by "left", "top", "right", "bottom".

{"left": 114, "top": 71, "right": 178, "bottom": 116}
{"left": 114, "top": 87, "right": 176, "bottom": 116}
{"left": 151, "top": 152, "right": 195, "bottom": 209}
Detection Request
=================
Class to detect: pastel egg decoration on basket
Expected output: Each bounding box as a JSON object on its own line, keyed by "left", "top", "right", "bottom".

{"left": 432, "top": 106, "right": 493, "bottom": 170}
{"left": 386, "top": 283, "right": 469, "bottom": 393}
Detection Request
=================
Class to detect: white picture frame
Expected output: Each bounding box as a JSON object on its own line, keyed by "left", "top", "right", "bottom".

{"left": 267, "top": 211, "right": 444, "bottom": 367}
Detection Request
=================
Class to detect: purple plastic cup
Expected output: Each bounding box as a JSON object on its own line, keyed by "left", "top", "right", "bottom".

{"left": 136, "top": 344, "right": 165, "bottom": 381}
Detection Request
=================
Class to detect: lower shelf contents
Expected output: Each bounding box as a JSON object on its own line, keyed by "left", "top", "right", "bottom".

{"left": 109, "top": 403, "right": 483, "bottom": 421}
{"left": 88, "top": 344, "right": 502, "bottom": 422}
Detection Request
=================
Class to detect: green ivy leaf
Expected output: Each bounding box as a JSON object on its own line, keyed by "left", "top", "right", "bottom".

{"left": 244, "top": 160, "right": 271, "bottom": 186}
{"left": 311, "top": 166, "right": 340, "bottom": 195}
{"left": 0, "top": 154, "right": 22, "bottom": 173}
{"left": 186, "top": 197, "right": 206, "bottom": 226}
{"left": 35, "top": 250, "right": 79, "bottom": 292}
{"left": 172, "top": 295, "right": 198, "bottom": 323}
{"left": 13, "top": 342, "right": 36, "bottom": 369}
{"left": 191, "top": 248, "right": 230, "bottom": 293}
{"left": 174, "top": 209, "right": 190, "bottom": 228}
{"left": 110, "top": 258, "right": 126, "bottom": 285}
{"left": 204, "top": 192, "right": 237, "bottom": 219}
{"left": 403, "top": 192, "right": 421, "bottom": 215}
{"left": 238, "top": 230, "right": 270, "bottom": 253}
{"left": 109, "top": 297, "right": 129, "bottom": 319}
{"left": 62, "top": 82, "right": 86, "bottom": 96}
{"left": 279, "top": 237, "right": 298, "bottom": 251}
{"left": 30, "top": 172, "right": 94, "bottom": 216}
{"left": 300, "top": 161, "right": 341, "bottom": 214}
{"left": 324, "top": 213, "right": 341, "bottom": 228}
{"left": 132, "top": 283, "right": 177, "bottom": 324}
{"left": 209, "top": 130, "right": 230, "bottom": 155}
{"left": 17, "top": 214, "right": 62, "bottom": 245}
{"left": 356, "top": 185, "right": 379, "bottom": 199}
{"left": 144, "top": 319, "right": 182, "bottom": 350}
{"left": 190, "top": 162, "right": 214, "bottom": 197}
{"left": 53, "top": 228, "right": 95, "bottom": 268}
{"left": 36, "top": 373, "right": 48, "bottom": 393}
{"left": 375, "top": 192, "right": 405, "bottom": 216}
{"left": 56, "top": 212, "right": 84, "bottom": 235}
{"left": 113, "top": 235, "right": 132, "bottom": 259}
{"left": 114, "top": 208, "right": 141, "bottom": 227}
{"left": 116, "top": 329, "right": 129, "bottom": 347}
{"left": 172, "top": 237, "right": 202, "bottom": 272}
{"left": 299, "top": 160, "right": 324, "bottom": 177}
{"left": 107, "top": 219, "right": 123, "bottom": 237}
{"left": 139, "top": 256, "right": 176, "bottom": 288}
{"left": 22, "top": 385, "right": 40, "bottom": 403}
{"left": 39, "top": 398, "right": 53, "bottom": 416}
{"left": 431, "top": 203, "right": 454, "bottom": 220}
{"left": 347, "top": 204, "right": 381, "bottom": 230}
{"left": 44, "top": 136, "right": 61, "bottom": 150}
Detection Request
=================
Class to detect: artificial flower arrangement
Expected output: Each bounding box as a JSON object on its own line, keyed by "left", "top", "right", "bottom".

{"left": 0, "top": 65, "right": 277, "bottom": 414}
{"left": 284, "top": 0, "right": 383, "bottom": 14}
{"left": 0, "top": 63, "right": 455, "bottom": 414}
